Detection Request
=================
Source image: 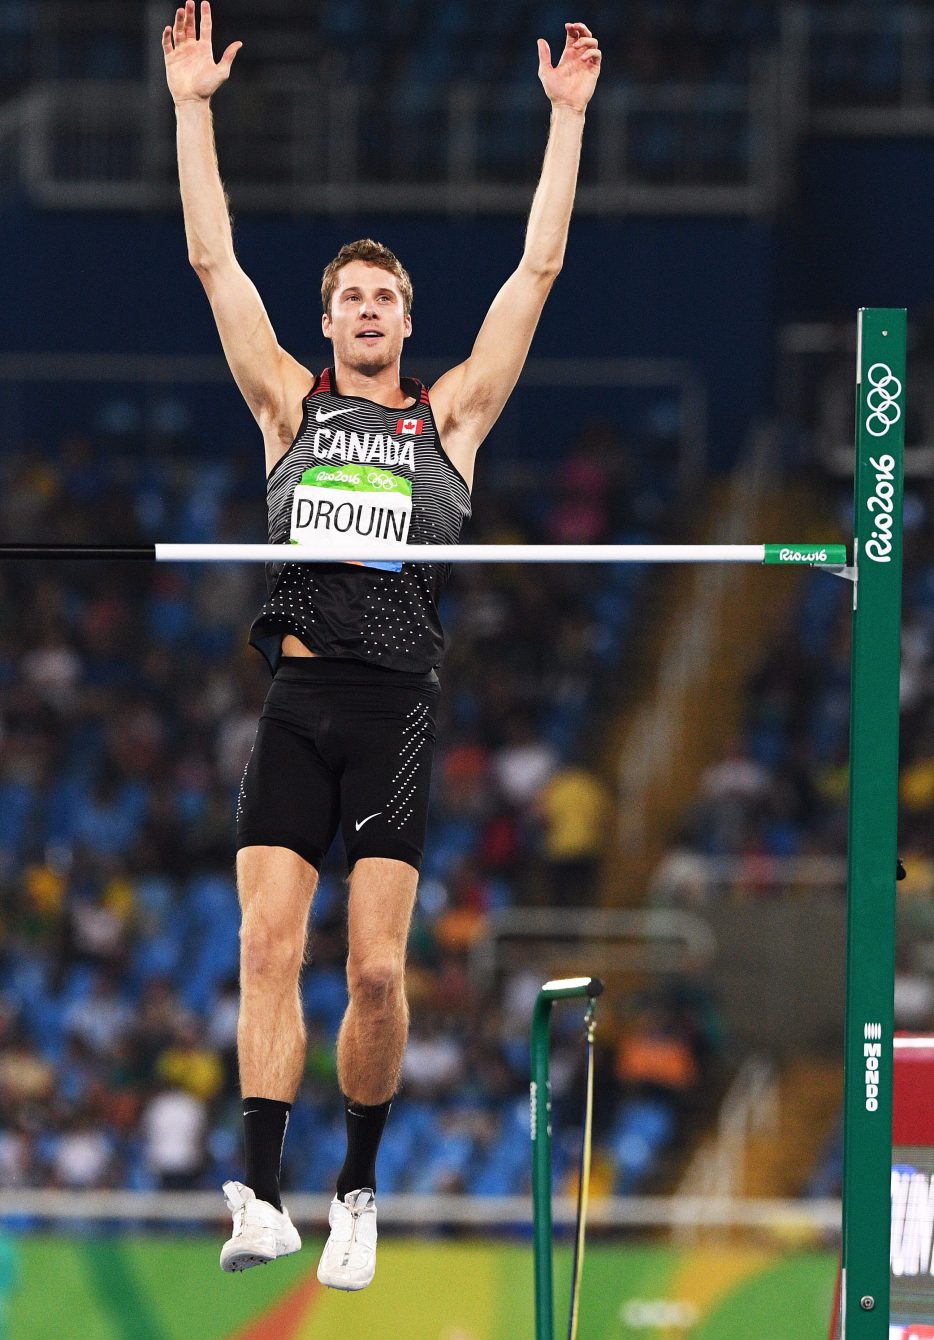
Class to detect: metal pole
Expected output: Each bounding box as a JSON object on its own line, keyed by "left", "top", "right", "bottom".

{"left": 840, "top": 308, "right": 906, "bottom": 1336}
{"left": 531, "top": 977, "right": 603, "bottom": 1340}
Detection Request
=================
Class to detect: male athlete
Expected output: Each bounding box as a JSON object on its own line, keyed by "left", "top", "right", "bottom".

{"left": 163, "top": 0, "right": 601, "bottom": 1288}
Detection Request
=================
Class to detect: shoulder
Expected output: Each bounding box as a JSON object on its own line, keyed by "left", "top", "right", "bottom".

{"left": 401, "top": 374, "right": 431, "bottom": 409}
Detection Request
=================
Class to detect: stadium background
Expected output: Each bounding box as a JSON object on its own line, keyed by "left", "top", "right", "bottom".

{"left": 2, "top": 2, "right": 934, "bottom": 1336}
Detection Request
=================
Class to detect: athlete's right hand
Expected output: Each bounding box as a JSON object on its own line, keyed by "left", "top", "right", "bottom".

{"left": 163, "top": 1, "right": 242, "bottom": 105}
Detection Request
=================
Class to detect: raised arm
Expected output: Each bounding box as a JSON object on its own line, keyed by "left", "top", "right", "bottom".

{"left": 164, "top": 2, "right": 310, "bottom": 438}
{"left": 429, "top": 22, "right": 602, "bottom": 487}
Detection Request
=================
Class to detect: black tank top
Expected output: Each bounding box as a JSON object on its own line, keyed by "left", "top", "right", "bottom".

{"left": 248, "top": 367, "right": 472, "bottom": 677}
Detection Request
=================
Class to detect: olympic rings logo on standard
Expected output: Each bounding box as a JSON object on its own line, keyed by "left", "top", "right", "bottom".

{"left": 865, "top": 362, "right": 902, "bottom": 438}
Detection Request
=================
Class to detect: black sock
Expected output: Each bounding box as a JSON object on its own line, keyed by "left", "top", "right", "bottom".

{"left": 242, "top": 1097, "right": 291, "bottom": 1212}
{"left": 336, "top": 1096, "right": 392, "bottom": 1200}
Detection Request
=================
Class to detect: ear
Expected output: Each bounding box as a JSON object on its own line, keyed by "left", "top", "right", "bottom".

{"left": 322, "top": 310, "right": 331, "bottom": 339}
{"left": 404, "top": 313, "right": 412, "bottom": 339}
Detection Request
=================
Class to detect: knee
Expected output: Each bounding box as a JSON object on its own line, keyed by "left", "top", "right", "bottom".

{"left": 347, "top": 955, "right": 404, "bottom": 1011}
{"left": 239, "top": 916, "right": 304, "bottom": 983}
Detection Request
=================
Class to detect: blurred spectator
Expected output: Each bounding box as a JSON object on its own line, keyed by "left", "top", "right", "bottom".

{"left": 435, "top": 858, "right": 493, "bottom": 953}
{"left": 647, "top": 836, "right": 715, "bottom": 907}
{"left": 0, "top": 1126, "right": 33, "bottom": 1189}
{"left": 57, "top": 881, "right": 131, "bottom": 978}
{"left": 134, "top": 978, "right": 193, "bottom": 1078}
{"left": 534, "top": 757, "right": 613, "bottom": 905}
{"left": 699, "top": 737, "right": 772, "bottom": 804}
{"left": 0, "top": 1011, "right": 54, "bottom": 1108}
{"left": 614, "top": 1005, "right": 699, "bottom": 1104}
{"left": 205, "top": 976, "right": 240, "bottom": 1093}
{"left": 545, "top": 438, "right": 613, "bottom": 545}
{"left": 401, "top": 1015, "right": 466, "bottom": 1101}
{"left": 19, "top": 633, "right": 83, "bottom": 711}
{"left": 49, "top": 1104, "right": 118, "bottom": 1189}
{"left": 63, "top": 968, "right": 134, "bottom": 1058}
{"left": 141, "top": 1085, "right": 208, "bottom": 1191}
{"left": 899, "top": 718, "right": 934, "bottom": 814}
{"left": 437, "top": 743, "right": 491, "bottom": 820}
{"left": 894, "top": 945, "right": 934, "bottom": 1032}
{"left": 155, "top": 1017, "right": 224, "bottom": 1104}
{"left": 492, "top": 711, "right": 558, "bottom": 808}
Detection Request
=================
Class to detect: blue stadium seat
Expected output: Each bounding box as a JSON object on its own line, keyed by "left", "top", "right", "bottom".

{"left": 367, "top": 1105, "right": 420, "bottom": 1193}
{"left": 128, "top": 931, "right": 182, "bottom": 995}
{"left": 469, "top": 1097, "right": 529, "bottom": 1195}
{"left": 68, "top": 782, "right": 148, "bottom": 857}
{"left": 609, "top": 1097, "right": 675, "bottom": 1193}
{"left": 0, "top": 781, "right": 36, "bottom": 862}
{"left": 302, "top": 967, "right": 349, "bottom": 1041}
{"left": 408, "top": 1129, "right": 476, "bottom": 1193}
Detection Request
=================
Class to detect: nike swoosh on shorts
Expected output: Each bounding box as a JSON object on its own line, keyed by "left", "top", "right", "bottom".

{"left": 354, "top": 812, "right": 382, "bottom": 831}
{"left": 315, "top": 406, "right": 355, "bottom": 423}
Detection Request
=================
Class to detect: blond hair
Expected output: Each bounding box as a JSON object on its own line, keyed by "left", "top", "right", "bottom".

{"left": 321, "top": 239, "right": 413, "bottom": 318}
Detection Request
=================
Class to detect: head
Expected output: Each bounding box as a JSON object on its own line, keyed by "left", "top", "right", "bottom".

{"left": 321, "top": 240, "right": 413, "bottom": 375}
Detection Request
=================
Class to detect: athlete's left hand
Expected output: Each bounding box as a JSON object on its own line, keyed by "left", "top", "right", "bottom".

{"left": 537, "top": 22, "right": 602, "bottom": 112}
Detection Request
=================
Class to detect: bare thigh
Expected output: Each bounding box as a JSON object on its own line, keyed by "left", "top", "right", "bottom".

{"left": 347, "top": 857, "right": 418, "bottom": 972}
{"left": 236, "top": 845, "right": 319, "bottom": 962}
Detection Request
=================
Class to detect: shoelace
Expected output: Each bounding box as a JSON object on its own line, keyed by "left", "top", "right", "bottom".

{"left": 339, "top": 1199, "right": 370, "bottom": 1267}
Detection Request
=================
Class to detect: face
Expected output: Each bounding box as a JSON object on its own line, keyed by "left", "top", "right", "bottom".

{"left": 322, "top": 260, "right": 411, "bottom": 373}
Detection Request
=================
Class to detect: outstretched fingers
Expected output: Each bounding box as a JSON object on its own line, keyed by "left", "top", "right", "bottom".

{"left": 166, "top": 1, "right": 210, "bottom": 53}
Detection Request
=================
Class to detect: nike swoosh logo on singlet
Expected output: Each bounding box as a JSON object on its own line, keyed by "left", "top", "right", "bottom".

{"left": 315, "top": 406, "right": 356, "bottom": 423}
{"left": 355, "top": 812, "right": 382, "bottom": 831}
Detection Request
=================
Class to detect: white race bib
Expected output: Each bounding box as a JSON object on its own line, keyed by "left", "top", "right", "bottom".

{"left": 289, "top": 464, "right": 412, "bottom": 571}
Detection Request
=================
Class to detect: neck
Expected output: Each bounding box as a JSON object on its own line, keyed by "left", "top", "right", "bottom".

{"left": 333, "top": 359, "right": 411, "bottom": 407}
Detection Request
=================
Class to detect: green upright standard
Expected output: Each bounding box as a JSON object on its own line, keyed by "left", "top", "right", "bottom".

{"left": 840, "top": 308, "right": 906, "bottom": 1336}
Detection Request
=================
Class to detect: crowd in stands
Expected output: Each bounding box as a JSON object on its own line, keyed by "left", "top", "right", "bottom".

{"left": 0, "top": 415, "right": 720, "bottom": 1214}
{"left": 632, "top": 316, "right": 934, "bottom": 1198}
{"left": 650, "top": 420, "right": 934, "bottom": 917}
{"left": 8, "top": 340, "right": 931, "bottom": 1213}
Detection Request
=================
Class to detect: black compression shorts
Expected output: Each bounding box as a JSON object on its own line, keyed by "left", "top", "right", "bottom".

{"left": 235, "top": 655, "right": 440, "bottom": 874}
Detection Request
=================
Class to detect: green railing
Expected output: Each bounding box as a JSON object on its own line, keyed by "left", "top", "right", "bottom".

{"left": 531, "top": 976, "right": 603, "bottom": 1340}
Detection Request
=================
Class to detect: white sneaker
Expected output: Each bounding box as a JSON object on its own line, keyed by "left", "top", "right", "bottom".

{"left": 219, "top": 1180, "right": 302, "bottom": 1273}
{"left": 316, "top": 1188, "right": 377, "bottom": 1290}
